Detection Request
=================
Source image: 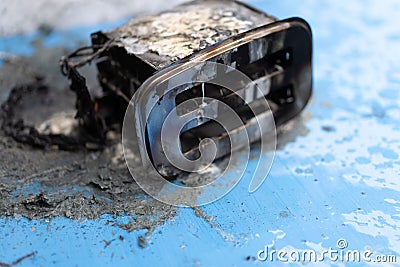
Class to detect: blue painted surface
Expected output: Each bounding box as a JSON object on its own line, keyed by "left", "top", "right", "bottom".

{"left": 1, "top": 0, "right": 400, "bottom": 266}
{"left": 0, "top": 20, "right": 129, "bottom": 65}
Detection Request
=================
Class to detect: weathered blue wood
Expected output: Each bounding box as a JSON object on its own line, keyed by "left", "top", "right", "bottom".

{"left": 1, "top": 0, "right": 399, "bottom": 266}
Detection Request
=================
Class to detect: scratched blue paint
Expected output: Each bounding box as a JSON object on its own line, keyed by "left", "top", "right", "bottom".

{"left": 1, "top": 0, "right": 400, "bottom": 266}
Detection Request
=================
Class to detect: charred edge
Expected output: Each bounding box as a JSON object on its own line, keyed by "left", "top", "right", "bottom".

{"left": 0, "top": 251, "right": 37, "bottom": 267}
{"left": 0, "top": 41, "right": 118, "bottom": 151}
{"left": 1, "top": 39, "right": 126, "bottom": 151}
{"left": 0, "top": 80, "right": 101, "bottom": 151}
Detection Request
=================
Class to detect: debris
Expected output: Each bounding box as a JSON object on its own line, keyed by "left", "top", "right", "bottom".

{"left": 3, "top": 0, "right": 311, "bottom": 177}
{"left": 245, "top": 256, "right": 256, "bottom": 261}
{"left": 138, "top": 235, "right": 147, "bottom": 248}
{"left": 322, "top": 125, "right": 336, "bottom": 132}
{"left": 0, "top": 252, "right": 37, "bottom": 267}
{"left": 0, "top": 42, "right": 177, "bottom": 230}
{"left": 193, "top": 206, "right": 235, "bottom": 242}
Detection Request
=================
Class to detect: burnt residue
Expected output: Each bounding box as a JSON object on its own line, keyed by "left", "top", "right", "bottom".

{"left": 55, "top": 0, "right": 277, "bottom": 147}
{"left": 1, "top": 82, "right": 90, "bottom": 150}
{"left": 0, "top": 40, "right": 176, "bottom": 232}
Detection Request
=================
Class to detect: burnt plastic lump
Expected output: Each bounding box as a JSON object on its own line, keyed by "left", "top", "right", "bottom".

{"left": 3, "top": 0, "right": 312, "bottom": 154}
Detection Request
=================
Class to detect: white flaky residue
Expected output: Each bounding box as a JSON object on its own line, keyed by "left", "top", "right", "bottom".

{"left": 111, "top": 1, "right": 275, "bottom": 67}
